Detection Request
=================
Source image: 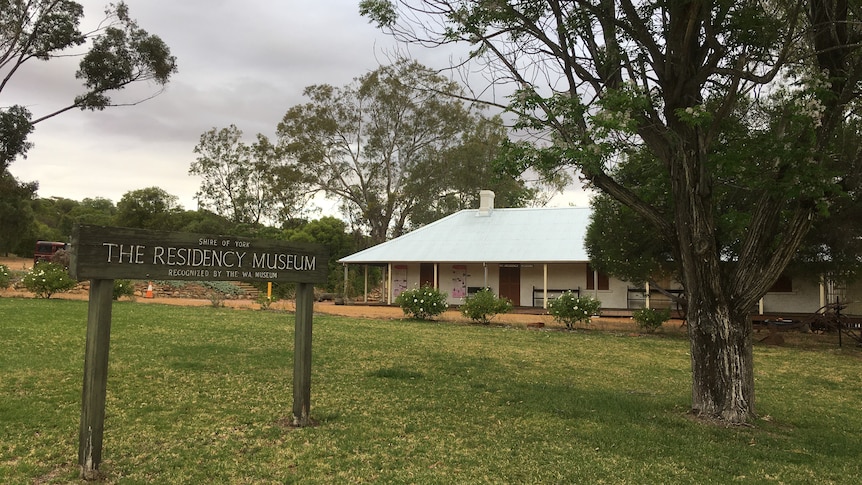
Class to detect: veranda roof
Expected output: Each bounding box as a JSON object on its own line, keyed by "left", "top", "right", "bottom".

{"left": 338, "top": 207, "right": 591, "bottom": 264}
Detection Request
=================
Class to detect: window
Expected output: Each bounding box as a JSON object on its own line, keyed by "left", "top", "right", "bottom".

{"left": 768, "top": 274, "right": 793, "bottom": 293}
{"left": 586, "top": 263, "right": 609, "bottom": 291}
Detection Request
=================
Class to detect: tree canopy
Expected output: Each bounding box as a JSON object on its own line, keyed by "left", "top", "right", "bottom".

{"left": 362, "top": 0, "right": 862, "bottom": 424}
{"left": 115, "top": 186, "right": 182, "bottom": 230}
{"left": 190, "top": 125, "right": 312, "bottom": 226}
{"left": 0, "top": 0, "right": 177, "bottom": 172}
{"left": 0, "top": 169, "right": 37, "bottom": 255}
{"left": 276, "top": 60, "right": 537, "bottom": 244}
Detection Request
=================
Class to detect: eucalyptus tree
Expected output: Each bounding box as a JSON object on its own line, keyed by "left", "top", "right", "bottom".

{"left": 407, "top": 114, "right": 540, "bottom": 229}
{"left": 0, "top": 169, "right": 37, "bottom": 254}
{"left": 276, "top": 59, "right": 527, "bottom": 244}
{"left": 115, "top": 186, "right": 181, "bottom": 230}
{"left": 71, "top": 197, "right": 117, "bottom": 227}
{"left": 362, "top": 0, "right": 862, "bottom": 424}
{"left": 191, "top": 125, "right": 315, "bottom": 226}
{"left": 0, "top": 0, "right": 177, "bottom": 171}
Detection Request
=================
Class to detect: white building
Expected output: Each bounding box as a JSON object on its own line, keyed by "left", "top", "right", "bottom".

{"left": 339, "top": 191, "right": 850, "bottom": 316}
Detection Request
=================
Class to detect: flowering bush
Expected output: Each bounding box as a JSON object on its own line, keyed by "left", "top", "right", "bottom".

{"left": 461, "top": 288, "right": 512, "bottom": 324}
{"left": 632, "top": 307, "right": 671, "bottom": 333}
{"left": 0, "top": 264, "right": 11, "bottom": 290}
{"left": 113, "top": 279, "right": 136, "bottom": 300}
{"left": 395, "top": 285, "right": 448, "bottom": 320}
{"left": 547, "top": 292, "right": 601, "bottom": 329}
{"left": 21, "top": 262, "right": 77, "bottom": 298}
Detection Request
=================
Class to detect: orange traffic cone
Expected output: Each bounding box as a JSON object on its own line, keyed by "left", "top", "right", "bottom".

{"left": 145, "top": 282, "right": 154, "bottom": 299}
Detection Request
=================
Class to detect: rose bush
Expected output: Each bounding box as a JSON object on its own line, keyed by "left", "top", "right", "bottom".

{"left": 395, "top": 285, "right": 448, "bottom": 320}
{"left": 547, "top": 292, "right": 601, "bottom": 329}
{"left": 460, "top": 288, "right": 512, "bottom": 324}
{"left": 632, "top": 307, "right": 671, "bottom": 333}
{"left": 21, "top": 262, "right": 77, "bottom": 298}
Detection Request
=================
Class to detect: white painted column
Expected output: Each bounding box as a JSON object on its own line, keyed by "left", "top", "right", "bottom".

{"left": 387, "top": 263, "right": 392, "bottom": 305}
{"left": 483, "top": 262, "right": 488, "bottom": 288}
{"left": 819, "top": 276, "right": 826, "bottom": 310}
{"left": 343, "top": 264, "right": 349, "bottom": 300}
{"left": 645, "top": 282, "right": 651, "bottom": 309}
{"left": 543, "top": 263, "right": 548, "bottom": 309}
{"left": 434, "top": 263, "right": 439, "bottom": 290}
{"left": 593, "top": 269, "right": 599, "bottom": 299}
{"left": 363, "top": 265, "right": 368, "bottom": 303}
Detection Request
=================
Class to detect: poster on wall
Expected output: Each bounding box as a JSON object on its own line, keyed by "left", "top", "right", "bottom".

{"left": 451, "top": 265, "right": 467, "bottom": 299}
{"left": 393, "top": 265, "right": 408, "bottom": 298}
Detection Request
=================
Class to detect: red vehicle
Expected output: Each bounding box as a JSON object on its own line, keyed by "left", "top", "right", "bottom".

{"left": 34, "top": 241, "right": 69, "bottom": 265}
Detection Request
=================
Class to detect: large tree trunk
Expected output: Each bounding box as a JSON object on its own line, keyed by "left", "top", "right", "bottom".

{"left": 686, "top": 298, "right": 755, "bottom": 422}
{"left": 669, "top": 128, "right": 757, "bottom": 423}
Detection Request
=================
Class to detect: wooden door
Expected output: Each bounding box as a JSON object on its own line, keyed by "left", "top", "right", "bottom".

{"left": 499, "top": 265, "right": 521, "bottom": 306}
{"left": 420, "top": 263, "right": 436, "bottom": 288}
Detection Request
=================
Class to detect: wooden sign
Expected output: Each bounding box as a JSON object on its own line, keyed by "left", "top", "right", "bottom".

{"left": 70, "top": 224, "right": 327, "bottom": 479}
{"left": 71, "top": 224, "right": 328, "bottom": 284}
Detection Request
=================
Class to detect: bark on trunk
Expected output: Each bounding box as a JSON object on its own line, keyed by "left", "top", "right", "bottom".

{"left": 687, "top": 300, "right": 755, "bottom": 423}
{"left": 666, "top": 131, "right": 756, "bottom": 424}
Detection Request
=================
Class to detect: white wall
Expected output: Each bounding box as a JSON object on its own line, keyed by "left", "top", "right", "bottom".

{"left": 384, "top": 263, "right": 824, "bottom": 315}
{"left": 760, "top": 278, "right": 821, "bottom": 314}
{"left": 843, "top": 280, "right": 862, "bottom": 316}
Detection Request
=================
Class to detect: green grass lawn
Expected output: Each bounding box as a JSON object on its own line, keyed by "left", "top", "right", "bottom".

{"left": 1, "top": 298, "right": 860, "bottom": 484}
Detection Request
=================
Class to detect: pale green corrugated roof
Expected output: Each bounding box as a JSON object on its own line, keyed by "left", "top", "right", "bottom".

{"left": 339, "top": 207, "right": 591, "bottom": 264}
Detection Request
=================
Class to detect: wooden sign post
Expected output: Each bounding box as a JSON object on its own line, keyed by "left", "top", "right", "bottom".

{"left": 70, "top": 224, "right": 328, "bottom": 479}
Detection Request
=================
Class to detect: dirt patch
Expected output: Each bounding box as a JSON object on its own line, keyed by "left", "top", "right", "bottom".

{"left": 0, "top": 256, "right": 33, "bottom": 271}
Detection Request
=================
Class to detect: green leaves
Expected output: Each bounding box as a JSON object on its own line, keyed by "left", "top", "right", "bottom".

{"left": 632, "top": 307, "right": 672, "bottom": 333}
{"left": 21, "top": 262, "right": 77, "bottom": 298}
{"left": 0, "top": 106, "right": 33, "bottom": 172}
{"left": 277, "top": 60, "right": 530, "bottom": 243}
{"left": 547, "top": 292, "right": 601, "bottom": 330}
{"left": 359, "top": 0, "right": 398, "bottom": 28}
{"left": 460, "top": 288, "right": 513, "bottom": 324}
{"left": 191, "top": 125, "right": 314, "bottom": 225}
{"left": 1, "top": 0, "right": 85, "bottom": 60}
{"left": 0, "top": 263, "right": 11, "bottom": 289}
{"left": 1, "top": 1, "right": 176, "bottom": 170}
{"left": 395, "top": 285, "right": 448, "bottom": 320}
{"left": 115, "top": 186, "right": 182, "bottom": 230}
{"left": 76, "top": 4, "right": 177, "bottom": 109}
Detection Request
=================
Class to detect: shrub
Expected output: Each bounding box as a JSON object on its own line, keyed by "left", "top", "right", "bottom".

{"left": 50, "top": 248, "right": 70, "bottom": 268}
{"left": 632, "top": 307, "right": 671, "bottom": 333}
{"left": 201, "top": 281, "right": 243, "bottom": 296}
{"left": 395, "top": 285, "right": 448, "bottom": 320}
{"left": 113, "top": 279, "right": 136, "bottom": 300}
{"left": 461, "top": 288, "right": 512, "bottom": 324}
{"left": 0, "top": 264, "right": 11, "bottom": 290}
{"left": 547, "top": 292, "right": 601, "bottom": 329}
{"left": 21, "top": 262, "right": 77, "bottom": 298}
{"left": 257, "top": 294, "right": 277, "bottom": 310}
{"left": 207, "top": 291, "right": 225, "bottom": 308}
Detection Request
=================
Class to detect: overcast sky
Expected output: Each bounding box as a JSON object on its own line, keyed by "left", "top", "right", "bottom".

{"left": 6, "top": 0, "right": 590, "bottom": 214}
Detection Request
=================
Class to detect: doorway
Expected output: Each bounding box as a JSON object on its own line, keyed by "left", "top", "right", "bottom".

{"left": 420, "top": 263, "right": 436, "bottom": 288}
{"left": 499, "top": 265, "right": 521, "bottom": 306}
